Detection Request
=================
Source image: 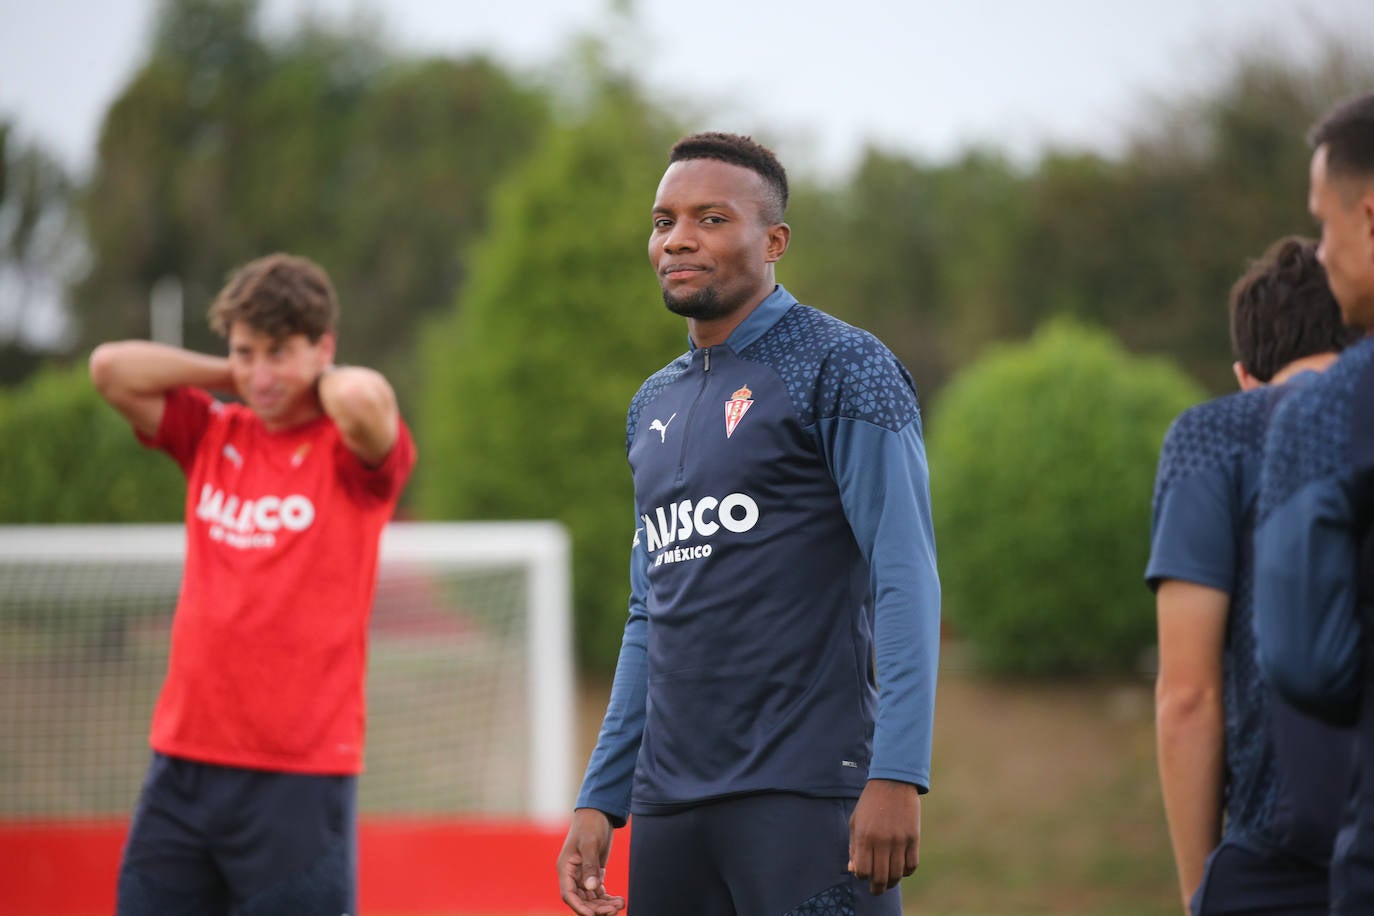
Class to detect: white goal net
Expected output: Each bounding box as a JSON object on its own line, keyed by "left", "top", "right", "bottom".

{"left": 0, "top": 522, "right": 573, "bottom": 823}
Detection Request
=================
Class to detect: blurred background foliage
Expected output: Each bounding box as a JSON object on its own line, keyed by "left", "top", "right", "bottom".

{"left": 3, "top": 0, "right": 1373, "bottom": 671}
{"left": 415, "top": 70, "right": 683, "bottom": 667}
{"left": 0, "top": 363, "right": 184, "bottom": 523}
{"left": 929, "top": 321, "right": 1205, "bottom": 675}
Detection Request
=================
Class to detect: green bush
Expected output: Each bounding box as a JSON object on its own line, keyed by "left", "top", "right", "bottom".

{"left": 0, "top": 361, "right": 185, "bottom": 523}
{"left": 928, "top": 319, "right": 1204, "bottom": 675}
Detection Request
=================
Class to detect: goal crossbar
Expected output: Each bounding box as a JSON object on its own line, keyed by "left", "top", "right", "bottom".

{"left": 0, "top": 521, "right": 574, "bottom": 822}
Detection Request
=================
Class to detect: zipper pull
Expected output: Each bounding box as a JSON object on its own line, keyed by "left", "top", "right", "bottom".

{"left": 704, "top": 347, "right": 711, "bottom": 372}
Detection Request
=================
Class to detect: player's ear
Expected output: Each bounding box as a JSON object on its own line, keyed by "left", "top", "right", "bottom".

{"left": 765, "top": 222, "right": 790, "bottom": 263}
{"left": 1363, "top": 186, "right": 1374, "bottom": 250}
{"left": 1232, "top": 361, "right": 1261, "bottom": 392}
{"left": 318, "top": 332, "right": 337, "bottom": 366}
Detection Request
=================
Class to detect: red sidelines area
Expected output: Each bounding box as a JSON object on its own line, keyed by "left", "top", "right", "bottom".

{"left": 0, "top": 818, "right": 630, "bottom": 915}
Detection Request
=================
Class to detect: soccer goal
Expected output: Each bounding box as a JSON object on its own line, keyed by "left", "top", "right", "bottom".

{"left": 0, "top": 522, "right": 574, "bottom": 823}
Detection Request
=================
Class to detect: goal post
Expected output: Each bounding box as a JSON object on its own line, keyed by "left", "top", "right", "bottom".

{"left": 0, "top": 521, "right": 575, "bottom": 824}
{"left": 376, "top": 521, "right": 575, "bottom": 822}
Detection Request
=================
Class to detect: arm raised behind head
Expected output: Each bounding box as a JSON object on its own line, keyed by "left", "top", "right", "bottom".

{"left": 88, "top": 341, "right": 233, "bottom": 439}
{"left": 316, "top": 365, "right": 401, "bottom": 467}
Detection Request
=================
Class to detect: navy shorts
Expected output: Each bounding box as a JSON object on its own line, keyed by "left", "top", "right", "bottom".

{"left": 628, "top": 793, "right": 903, "bottom": 916}
{"left": 116, "top": 752, "right": 357, "bottom": 916}
{"left": 1189, "top": 839, "right": 1328, "bottom": 916}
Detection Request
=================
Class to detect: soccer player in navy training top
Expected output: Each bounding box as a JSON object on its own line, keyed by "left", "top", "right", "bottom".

{"left": 1254, "top": 91, "right": 1374, "bottom": 914}
{"left": 555, "top": 133, "right": 941, "bottom": 915}
{"left": 1148, "top": 235, "right": 1356, "bottom": 916}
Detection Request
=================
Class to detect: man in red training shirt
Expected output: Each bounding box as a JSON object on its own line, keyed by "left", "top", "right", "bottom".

{"left": 90, "top": 253, "right": 416, "bottom": 915}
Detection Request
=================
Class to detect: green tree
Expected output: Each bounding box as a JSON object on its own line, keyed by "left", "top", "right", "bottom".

{"left": 76, "top": 0, "right": 279, "bottom": 355}
{"left": 928, "top": 320, "right": 1203, "bottom": 675}
{"left": 330, "top": 55, "right": 549, "bottom": 399}
{"left": 996, "top": 46, "right": 1374, "bottom": 394}
{"left": 784, "top": 44, "right": 1374, "bottom": 407}
{"left": 785, "top": 148, "right": 1026, "bottom": 398}
{"left": 0, "top": 122, "right": 83, "bottom": 382}
{"left": 75, "top": 0, "right": 548, "bottom": 412}
{"left": 414, "top": 79, "right": 681, "bottom": 671}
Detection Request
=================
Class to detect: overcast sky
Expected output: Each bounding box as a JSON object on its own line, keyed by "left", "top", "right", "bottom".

{"left": 3, "top": 0, "right": 1373, "bottom": 182}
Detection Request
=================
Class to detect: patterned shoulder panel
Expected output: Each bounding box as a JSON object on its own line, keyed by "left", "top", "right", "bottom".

{"left": 738, "top": 304, "right": 920, "bottom": 431}
{"left": 1152, "top": 389, "right": 1267, "bottom": 515}
{"left": 625, "top": 351, "right": 692, "bottom": 452}
{"left": 1257, "top": 337, "right": 1374, "bottom": 523}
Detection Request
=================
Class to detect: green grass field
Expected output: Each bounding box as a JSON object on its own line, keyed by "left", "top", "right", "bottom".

{"left": 2, "top": 628, "right": 1177, "bottom": 916}
{"left": 897, "top": 667, "right": 1174, "bottom": 914}
{"left": 570, "top": 655, "right": 1178, "bottom": 916}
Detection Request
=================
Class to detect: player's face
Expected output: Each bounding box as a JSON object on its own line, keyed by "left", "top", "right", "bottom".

{"left": 648, "top": 159, "right": 788, "bottom": 323}
{"left": 227, "top": 323, "right": 335, "bottom": 429}
{"left": 1310, "top": 144, "right": 1374, "bottom": 331}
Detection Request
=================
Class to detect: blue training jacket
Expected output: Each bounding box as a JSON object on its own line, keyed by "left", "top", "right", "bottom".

{"left": 575, "top": 285, "right": 941, "bottom": 826}
{"left": 1254, "top": 336, "right": 1374, "bottom": 723}
{"left": 1254, "top": 335, "right": 1374, "bottom": 904}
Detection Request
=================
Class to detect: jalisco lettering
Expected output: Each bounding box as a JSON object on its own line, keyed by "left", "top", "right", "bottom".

{"left": 640, "top": 492, "right": 760, "bottom": 553}
{"left": 195, "top": 484, "right": 317, "bottom": 534}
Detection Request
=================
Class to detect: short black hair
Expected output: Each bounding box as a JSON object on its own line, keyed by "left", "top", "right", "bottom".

{"left": 1230, "top": 235, "right": 1357, "bottom": 382}
{"left": 668, "top": 132, "right": 789, "bottom": 223}
{"left": 1308, "top": 92, "right": 1374, "bottom": 182}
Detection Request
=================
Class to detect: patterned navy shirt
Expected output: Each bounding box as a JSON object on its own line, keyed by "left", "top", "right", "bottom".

{"left": 1150, "top": 375, "right": 1354, "bottom": 864}
{"left": 576, "top": 285, "right": 941, "bottom": 823}
{"left": 1147, "top": 389, "right": 1276, "bottom": 847}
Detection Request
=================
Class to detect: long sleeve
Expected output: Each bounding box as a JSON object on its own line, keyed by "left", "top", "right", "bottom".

{"left": 573, "top": 525, "right": 651, "bottom": 826}
{"left": 819, "top": 413, "right": 941, "bottom": 791}
{"left": 1254, "top": 475, "right": 1362, "bottom": 725}
{"left": 1254, "top": 387, "right": 1364, "bottom": 727}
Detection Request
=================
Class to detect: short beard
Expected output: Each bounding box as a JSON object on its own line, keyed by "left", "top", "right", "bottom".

{"left": 662, "top": 286, "right": 735, "bottom": 321}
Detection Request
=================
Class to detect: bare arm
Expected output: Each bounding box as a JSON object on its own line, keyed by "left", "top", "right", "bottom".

{"left": 316, "top": 366, "right": 401, "bottom": 468}
{"left": 1154, "top": 579, "right": 1227, "bottom": 913}
{"left": 88, "top": 341, "right": 233, "bottom": 439}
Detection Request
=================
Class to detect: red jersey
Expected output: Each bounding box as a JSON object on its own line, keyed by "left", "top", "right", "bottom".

{"left": 139, "top": 386, "right": 416, "bottom": 774}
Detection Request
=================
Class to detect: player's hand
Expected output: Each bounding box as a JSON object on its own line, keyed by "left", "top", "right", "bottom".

{"left": 556, "top": 807, "right": 625, "bottom": 915}
{"left": 848, "top": 778, "right": 920, "bottom": 896}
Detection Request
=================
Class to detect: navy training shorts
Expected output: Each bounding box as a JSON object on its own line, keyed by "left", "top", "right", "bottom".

{"left": 628, "top": 792, "right": 904, "bottom": 915}
{"left": 1190, "top": 839, "right": 1328, "bottom": 916}
{"left": 116, "top": 752, "right": 357, "bottom": 916}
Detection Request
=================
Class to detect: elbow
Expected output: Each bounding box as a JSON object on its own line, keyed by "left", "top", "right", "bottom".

{"left": 1155, "top": 680, "right": 1220, "bottom": 735}
{"left": 322, "top": 368, "right": 398, "bottom": 460}
{"left": 331, "top": 394, "right": 391, "bottom": 446}
{"left": 88, "top": 343, "right": 121, "bottom": 395}
{"left": 324, "top": 369, "right": 393, "bottom": 430}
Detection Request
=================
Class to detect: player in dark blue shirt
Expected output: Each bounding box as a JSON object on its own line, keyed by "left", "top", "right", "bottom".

{"left": 1148, "top": 235, "right": 1356, "bottom": 915}
{"left": 555, "top": 133, "right": 940, "bottom": 916}
{"left": 1255, "top": 91, "right": 1374, "bottom": 914}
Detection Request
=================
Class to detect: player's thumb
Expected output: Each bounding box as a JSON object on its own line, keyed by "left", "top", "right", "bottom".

{"left": 577, "top": 841, "right": 603, "bottom": 891}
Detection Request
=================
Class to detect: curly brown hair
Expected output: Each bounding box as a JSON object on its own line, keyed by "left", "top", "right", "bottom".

{"left": 1229, "top": 235, "right": 1358, "bottom": 382}
{"left": 207, "top": 253, "right": 338, "bottom": 342}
